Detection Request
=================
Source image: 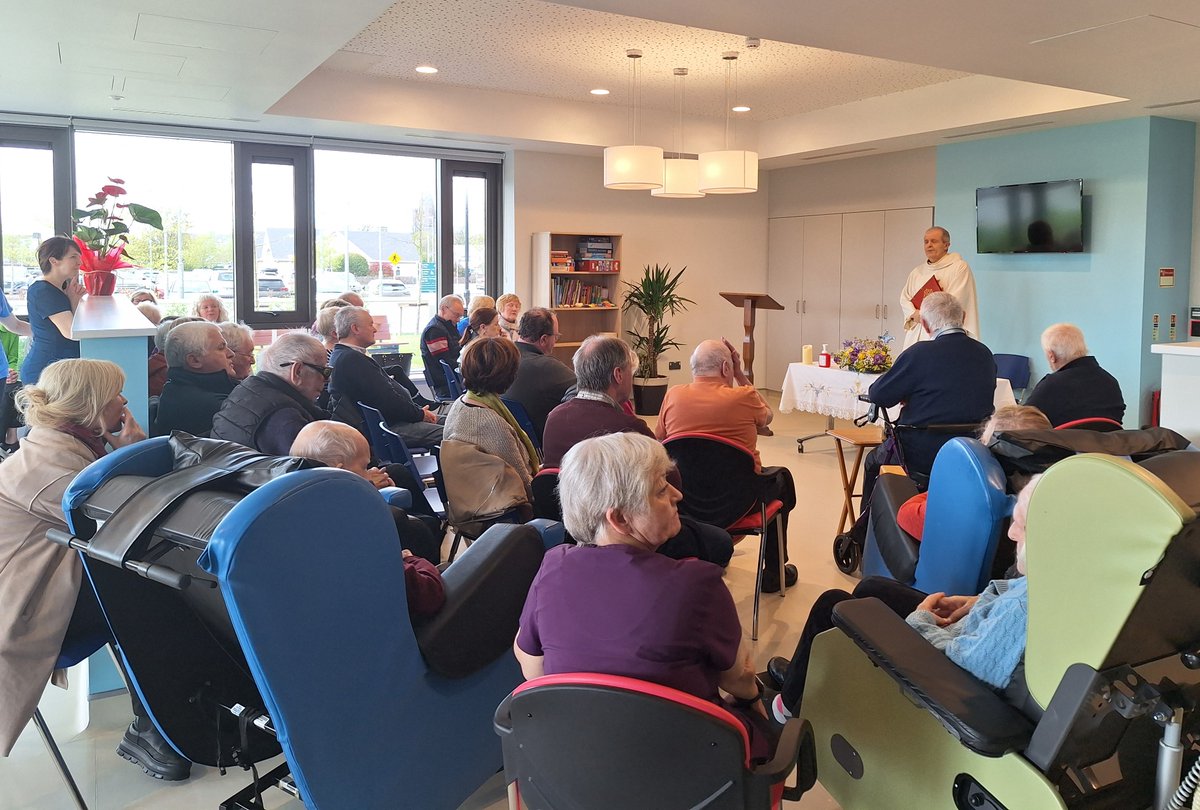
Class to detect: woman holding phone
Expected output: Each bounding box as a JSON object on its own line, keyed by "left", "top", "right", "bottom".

{"left": 21, "top": 236, "right": 85, "bottom": 384}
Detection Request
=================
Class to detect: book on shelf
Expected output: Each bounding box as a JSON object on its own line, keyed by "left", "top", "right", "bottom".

{"left": 576, "top": 259, "right": 619, "bottom": 273}
{"left": 552, "top": 277, "right": 614, "bottom": 307}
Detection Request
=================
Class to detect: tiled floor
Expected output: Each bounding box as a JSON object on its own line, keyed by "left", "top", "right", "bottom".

{"left": 1, "top": 392, "right": 858, "bottom": 809}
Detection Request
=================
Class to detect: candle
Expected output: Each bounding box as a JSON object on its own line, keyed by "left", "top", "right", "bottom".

{"left": 802, "top": 344, "right": 813, "bottom": 364}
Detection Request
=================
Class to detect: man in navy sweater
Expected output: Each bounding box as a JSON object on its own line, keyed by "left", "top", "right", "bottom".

{"left": 861, "top": 291, "right": 996, "bottom": 510}
{"left": 1024, "top": 323, "right": 1125, "bottom": 426}
{"left": 329, "top": 306, "right": 443, "bottom": 448}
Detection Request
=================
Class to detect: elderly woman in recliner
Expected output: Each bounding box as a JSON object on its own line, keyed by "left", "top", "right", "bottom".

{"left": 512, "top": 432, "right": 778, "bottom": 762}
{"left": 767, "top": 475, "right": 1041, "bottom": 724}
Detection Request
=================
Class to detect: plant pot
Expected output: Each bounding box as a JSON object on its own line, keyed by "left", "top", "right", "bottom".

{"left": 82, "top": 271, "right": 116, "bottom": 296}
{"left": 632, "top": 376, "right": 669, "bottom": 416}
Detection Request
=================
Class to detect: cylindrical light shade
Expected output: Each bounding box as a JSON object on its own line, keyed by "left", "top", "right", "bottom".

{"left": 697, "top": 149, "right": 759, "bottom": 194}
{"left": 603, "top": 145, "right": 664, "bottom": 190}
{"left": 651, "top": 158, "right": 705, "bottom": 198}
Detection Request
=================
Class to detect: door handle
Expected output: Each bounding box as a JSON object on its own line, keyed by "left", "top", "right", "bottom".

{"left": 875, "top": 304, "right": 880, "bottom": 319}
{"left": 802, "top": 299, "right": 806, "bottom": 314}
{"left": 795, "top": 299, "right": 800, "bottom": 314}
{"left": 883, "top": 304, "right": 889, "bottom": 319}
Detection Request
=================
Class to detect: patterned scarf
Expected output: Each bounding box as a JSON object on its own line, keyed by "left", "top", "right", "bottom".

{"left": 57, "top": 422, "right": 109, "bottom": 460}
{"left": 466, "top": 390, "right": 540, "bottom": 474}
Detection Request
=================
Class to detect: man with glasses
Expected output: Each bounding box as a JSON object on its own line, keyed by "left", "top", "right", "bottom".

{"left": 211, "top": 331, "right": 338, "bottom": 456}
{"left": 503, "top": 307, "right": 576, "bottom": 444}
{"left": 219, "top": 321, "right": 256, "bottom": 381}
{"left": 329, "top": 306, "right": 443, "bottom": 448}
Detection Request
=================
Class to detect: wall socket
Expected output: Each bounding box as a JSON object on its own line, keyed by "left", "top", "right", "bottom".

{"left": 668, "top": 361, "right": 682, "bottom": 370}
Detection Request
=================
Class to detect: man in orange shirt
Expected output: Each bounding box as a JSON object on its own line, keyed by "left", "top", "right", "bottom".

{"left": 657, "top": 339, "right": 796, "bottom": 591}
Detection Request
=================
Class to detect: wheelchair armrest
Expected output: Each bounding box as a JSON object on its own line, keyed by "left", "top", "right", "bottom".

{"left": 378, "top": 486, "right": 412, "bottom": 510}
{"left": 414, "top": 523, "right": 544, "bottom": 679}
{"left": 831, "top": 598, "right": 1034, "bottom": 757}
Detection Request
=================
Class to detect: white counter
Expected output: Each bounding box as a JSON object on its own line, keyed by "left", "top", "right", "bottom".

{"left": 75, "top": 295, "right": 156, "bottom": 429}
{"left": 1151, "top": 342, "right": 1200, "bottom": 444}
{"left": 74, "top": 294, "right": 157, "bottom": 339}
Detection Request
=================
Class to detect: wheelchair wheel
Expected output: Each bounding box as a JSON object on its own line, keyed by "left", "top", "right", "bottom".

{"left": 833, "top": 532, "right": 861, "bottom": 574}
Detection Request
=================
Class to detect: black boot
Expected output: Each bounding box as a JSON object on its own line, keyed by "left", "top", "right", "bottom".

{"left": 117, "top": 713, "right": 192, "bottom": 781}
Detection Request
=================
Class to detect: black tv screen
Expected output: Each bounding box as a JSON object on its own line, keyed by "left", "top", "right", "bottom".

{"left": 976, "top": 179, "right": 1083, "bottom": 253}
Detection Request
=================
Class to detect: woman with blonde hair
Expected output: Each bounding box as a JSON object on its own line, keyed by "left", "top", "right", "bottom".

{"left": 0, "top": 359, "right": 189, "bottom": 779}
{"left": 496, "top": 293, "right": 521, "bottom": 340}
{"left": 192, "top": 293, "right": 229, "bottom": 323}
{"left": 314, "top": 299, "right": 351, "bottom": 355}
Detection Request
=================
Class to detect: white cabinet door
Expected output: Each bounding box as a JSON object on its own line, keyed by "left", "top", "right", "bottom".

{"left": 882, "top": 208, "right": 933, "bottom": 340}
{"left": 800, "top": 215, "right": 843, "bottom": 354}
{"left": 765, "top": 217, "right": 805, "bottom": 389}
{"left": 839, "top": 211, "right": 886, "bottom": 342}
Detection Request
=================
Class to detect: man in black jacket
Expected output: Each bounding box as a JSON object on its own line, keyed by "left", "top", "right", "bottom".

{"left": 861, "top": 291, "right": 996, "bottom": 509}
{"left": 211, "top": 331, "right": 332, "bottom": 455}
{"left": 330, "top": 306, "right": 443, "bottom": 448}
{"left": 420, "top": 294, "right": 465, "bottom": 398}
{"left": 1024, "top": 323, "right": 1125, "bottom": 426}
{"left": 504, "top": 307, "right": 577, "bottom": 443}
{"left": 152, "top": 321, "right": 236, "bottom": 437}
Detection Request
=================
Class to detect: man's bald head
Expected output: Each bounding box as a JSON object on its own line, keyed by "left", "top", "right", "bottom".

{"left": 690, "top": 339, "right": 733, "bottom": 381}
{"left": 290, "top": 420, "right": 371, "bottom": 475}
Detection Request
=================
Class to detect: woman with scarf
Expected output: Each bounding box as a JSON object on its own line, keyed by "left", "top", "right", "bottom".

{"left": 0, "top": 359, "right": 191, "bottom": 780}
{"left": 442, "top": 337, "right": 538, "bottom": 521}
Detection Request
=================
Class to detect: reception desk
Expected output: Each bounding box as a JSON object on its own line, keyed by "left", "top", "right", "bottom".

{"left": 74, "top": 295, "right": 156, "bottom": 429}
{"left": 1151, "top": 341, "right": 1200, "bottom": 444}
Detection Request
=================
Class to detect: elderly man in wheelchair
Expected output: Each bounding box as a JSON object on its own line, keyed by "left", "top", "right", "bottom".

{"left": 793, "top": 445, "right": 1200, "bottom": 810}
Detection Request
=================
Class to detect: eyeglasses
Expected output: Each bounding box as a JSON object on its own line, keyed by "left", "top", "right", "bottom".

{"left": 281, "top": 361, "right": 332, "bottom": 380}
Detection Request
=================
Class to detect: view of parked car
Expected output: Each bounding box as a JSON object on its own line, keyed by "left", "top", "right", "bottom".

{"left": 364, "top": 279, "right": 410, "bottom": 298}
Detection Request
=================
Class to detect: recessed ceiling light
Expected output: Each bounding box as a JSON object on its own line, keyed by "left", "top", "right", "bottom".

{"left": 415, "top": 65, "right": 438, "bottom": 74}
{"left": 590, "top": 88, "right": 610, "bottom": 95}
{"left": 732, "top": 105, "right": 751, "bottom": 113}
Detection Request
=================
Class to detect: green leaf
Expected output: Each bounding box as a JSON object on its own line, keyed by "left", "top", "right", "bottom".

{"left": 105, "top": 221, "right": 129, "bottom": 236}
{"left": 75, "top": 225, "right": 104, "bottom": 244}
{"left": 127, "top": 203, "right": 163, "bottom": 230}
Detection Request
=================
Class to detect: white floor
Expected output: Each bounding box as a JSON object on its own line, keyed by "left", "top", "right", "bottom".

{"left": 1, "top": 393, "right": 857, "bottom": 809}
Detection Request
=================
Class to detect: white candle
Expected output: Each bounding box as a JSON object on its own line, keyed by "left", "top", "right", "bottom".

{"left": 802, "top": 344, "right": 813, "bottom": 364}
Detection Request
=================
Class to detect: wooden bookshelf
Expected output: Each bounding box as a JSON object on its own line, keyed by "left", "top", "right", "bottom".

{"left": 532, "top": 232, "right": 623, "bottom": 364}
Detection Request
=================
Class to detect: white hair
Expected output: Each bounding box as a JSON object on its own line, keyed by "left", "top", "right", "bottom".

{"left": 290, "top": 420, "right": 367, "bottom": 467}
{"left": 1041, "top": 323, "right": 1088, "bottom": 364}
{"left": 259, "top": 331, "right": 326, "bottom": 380}
{"left": 919, "top": 291, "right": 965, "bottom": 332}
{"left": 218, "top": 321, "right": 253, "bottom": 353}
{"left": 334, "top": 306, "right": 369, "bottom": 340}
{"left": 573, "top": 335, "right": 637, "bottom": 392}
{"left": 559, "top": 433, "right": 674, "bottom": 546}
{"left": 164, "top": 322, "right": 220, "bottom": 369}
{"left": 689, "top": 340, "right": 729, "bottom": 377}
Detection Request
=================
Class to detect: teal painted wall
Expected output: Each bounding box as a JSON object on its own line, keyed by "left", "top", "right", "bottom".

{"left": 936, "top": 117, "right": 1194, "bottom": 425}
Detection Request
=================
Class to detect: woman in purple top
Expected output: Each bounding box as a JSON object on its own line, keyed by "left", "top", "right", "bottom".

{"left": 514, "top": 432, "right": 776, "bottom": 761}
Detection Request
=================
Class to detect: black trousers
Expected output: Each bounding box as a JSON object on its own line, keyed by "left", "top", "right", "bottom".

{"left": 779, "top": 576, "right": 926, "bottom": 713}
{"left": 760, "top": 465, "right": 796, "bottom": 575}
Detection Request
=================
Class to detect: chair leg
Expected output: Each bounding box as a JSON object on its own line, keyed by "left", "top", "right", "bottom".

{"left": 31, "top": 709, "right": 89, "bottom": 810}
{"left": 775, "top": 510, "right": 787, "bottom": 598}
{"left": 447, "top": 530, "right": 464, "bottom": 563}
{"left": 753, "top": 530, "right": 768, "bottom": 642}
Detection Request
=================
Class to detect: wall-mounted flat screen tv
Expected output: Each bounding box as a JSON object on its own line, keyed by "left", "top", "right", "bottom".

{"left": 976, "top": 179, "right": 1084, "bottom": 253}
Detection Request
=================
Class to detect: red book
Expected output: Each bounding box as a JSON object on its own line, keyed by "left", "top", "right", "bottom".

{"left": 909, "top": 275, "right": 943, "bottom": 311}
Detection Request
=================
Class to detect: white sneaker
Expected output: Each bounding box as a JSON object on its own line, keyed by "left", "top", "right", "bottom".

{"left": 771, "top": 693, "right": 791, "bottom": 725}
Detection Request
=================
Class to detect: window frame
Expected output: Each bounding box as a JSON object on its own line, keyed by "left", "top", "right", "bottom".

{"left": 438, "top": 160, "right": 501, "bottom": 299}
{"left": 0, "top": 125, "right": 73, "bottom": 286}
{"left": 233, "top": 141, "right": 314, "bottom": 329}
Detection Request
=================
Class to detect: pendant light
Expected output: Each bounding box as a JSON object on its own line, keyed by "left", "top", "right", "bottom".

{"left": 604, "top": 49, "right": 664, "bottom": 190}
{"left": 652, "top": 67, "right": 705, "bottom": 199}
{"left": 698, "top": 51, "right": 759, "bottom": 194}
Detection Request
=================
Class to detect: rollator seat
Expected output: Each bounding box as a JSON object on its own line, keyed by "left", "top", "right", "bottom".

{"left": 60, "top": 434, "right": 558, "bottom": 809}
{"left": 831, "top": 597, "right": 1034, "bottom": 757}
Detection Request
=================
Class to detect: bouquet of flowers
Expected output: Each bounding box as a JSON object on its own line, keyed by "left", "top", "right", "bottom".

{"left": 834, "top": 334, "right": 893, "bottom": 374}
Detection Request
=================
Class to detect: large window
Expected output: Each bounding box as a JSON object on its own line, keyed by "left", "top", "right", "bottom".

{"left": 74, "top": 131, "right": 234, "bottom": 320}
{"left": 314, "top": 149, "right": 438, "bottom": 365}
{"left": 0, "top": 121, "right": 501, "bottom": 357}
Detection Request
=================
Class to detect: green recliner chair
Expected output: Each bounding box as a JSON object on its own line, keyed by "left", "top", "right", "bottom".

{"left": 802, "top": 450, "right": 1200, "bottom": 810}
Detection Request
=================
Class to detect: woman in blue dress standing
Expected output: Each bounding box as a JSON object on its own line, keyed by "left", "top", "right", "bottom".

{"left": 21, "top": 236, "right": 85, "bottom": 385}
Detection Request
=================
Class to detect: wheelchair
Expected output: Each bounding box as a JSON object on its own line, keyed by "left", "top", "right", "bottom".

{"left": 806, "top": 448, "right": 1200, "bottom": 809}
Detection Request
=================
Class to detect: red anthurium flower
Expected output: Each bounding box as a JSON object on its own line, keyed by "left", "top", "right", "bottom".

{"left": 89, "top": 193, "right": 107, "bottom": 205}
{"left": 108, "top": 177, "right": 125, "bottom": 184}
{"left": 101, "top": 184, "right": 126, "bottom": 197}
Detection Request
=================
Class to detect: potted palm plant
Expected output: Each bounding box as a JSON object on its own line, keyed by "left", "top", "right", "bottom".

{"left": 621, "top": 263, "right": 693, "bottom": 415}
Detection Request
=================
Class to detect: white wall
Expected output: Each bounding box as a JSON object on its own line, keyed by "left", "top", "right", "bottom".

{"left": 762, "top": 148, "right": 937, "bottom": 384}
{"left": 769, "top": 148, "right": 937, "bottom": 218}
{"left": 511, "top": 150, "right": 769, "bottom": 386}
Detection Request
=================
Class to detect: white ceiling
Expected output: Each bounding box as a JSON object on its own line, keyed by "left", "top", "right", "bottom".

{"left": 0, "top": 0, "right": 1196, "bottom": 166}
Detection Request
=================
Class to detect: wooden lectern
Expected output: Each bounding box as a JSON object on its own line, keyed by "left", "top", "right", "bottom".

{"left": 719, "top": 292, "right": 783, "bottom": 384}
